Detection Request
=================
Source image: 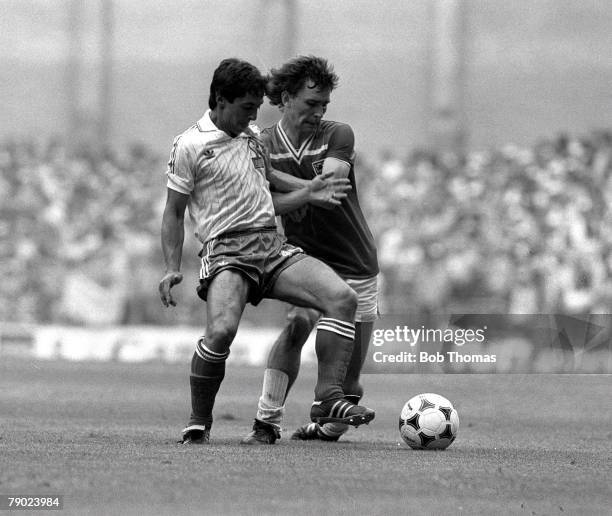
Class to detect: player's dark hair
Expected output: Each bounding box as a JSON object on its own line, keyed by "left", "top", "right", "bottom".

{"left": 208, "top": 58, "right": 266, "bottom": 109}
{"left": 266, "top": 55, "right": 339, "bottom": 106}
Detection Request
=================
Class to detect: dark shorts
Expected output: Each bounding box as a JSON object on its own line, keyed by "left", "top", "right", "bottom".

{"left": 197, "top": 227, "right": 305, "bottom": 306}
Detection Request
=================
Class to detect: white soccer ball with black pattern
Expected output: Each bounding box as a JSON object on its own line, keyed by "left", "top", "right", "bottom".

{"left": 399, "top": 393, "right": 459, "bottom": 450}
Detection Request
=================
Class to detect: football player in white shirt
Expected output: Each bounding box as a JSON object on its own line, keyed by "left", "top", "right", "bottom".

{"left": 159, "top": 58, "right": 375, "bottom": 444}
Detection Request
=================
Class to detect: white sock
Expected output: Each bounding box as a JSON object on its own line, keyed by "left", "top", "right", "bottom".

{"left": 256, "top": 369, "right": 289, "bottom": 427}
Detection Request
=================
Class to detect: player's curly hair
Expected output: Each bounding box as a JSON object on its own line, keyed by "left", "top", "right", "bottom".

{"left": 266, "top": 55, "right": 339, "bottom": 106}
{"left": 208, "top": 58, "right": 266, "bottom": 109}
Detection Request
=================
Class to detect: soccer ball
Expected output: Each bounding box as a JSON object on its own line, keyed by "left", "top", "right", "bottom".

{"left": 399, "top": 393, "right": 459, "bottom": 450}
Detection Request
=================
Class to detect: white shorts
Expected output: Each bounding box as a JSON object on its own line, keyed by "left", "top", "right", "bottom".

{"left": 344, "top": 275, "right": 379, "bottom": 323}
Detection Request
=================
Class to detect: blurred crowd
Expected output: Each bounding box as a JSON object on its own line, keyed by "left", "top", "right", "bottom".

{"left": 1, "top": 129, "right": 611, "bottom": 326}
{"left": 359, "top": 130, "right": 612, "bottom": 317}
{"left": 0, "top": 140, "right": 169, "bottom": 324}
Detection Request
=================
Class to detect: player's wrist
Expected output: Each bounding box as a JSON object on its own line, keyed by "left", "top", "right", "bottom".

{"left": 307, "top": 189, "right": 326, "bottom": 206}
{"left": 302, "top": 183, "right": 317, "bottom": 200}
{"left": 305, "top": 179, "right": 317, "bottom": 193}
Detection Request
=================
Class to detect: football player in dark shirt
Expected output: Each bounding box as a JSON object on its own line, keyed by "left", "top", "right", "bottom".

{"left": 242, "top": 56, "right": 380, "bottom": 444}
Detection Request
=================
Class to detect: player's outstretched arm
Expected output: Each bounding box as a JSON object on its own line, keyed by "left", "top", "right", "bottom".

{"left": 267, "top": 166, "right": 310, "bottom": 192}
{"left": 159, "top": 188, "right": 189, "bottom": 307}
{"left": 271, "top": 189, "right": 312, "bottom": 215}
{"left": 271, "top": 170, "right": 350, "bottom": 214}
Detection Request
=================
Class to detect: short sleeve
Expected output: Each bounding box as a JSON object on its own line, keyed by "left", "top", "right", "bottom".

{"left": 326, "top": 123, "right": 355, "bottom": 165}
{"left": 165, "top": 135, "right": 195, "bottom": 195}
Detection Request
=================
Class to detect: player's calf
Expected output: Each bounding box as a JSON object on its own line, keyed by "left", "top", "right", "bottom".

{"left": 313, "top": 317, "right": 356, "bottom": 402}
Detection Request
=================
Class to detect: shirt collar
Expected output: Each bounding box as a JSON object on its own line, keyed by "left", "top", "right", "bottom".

{"left": 196, "top": 110, "right": 220, "bottom": 133}
{"left": 196, "top": 109, "right": 259, "bottom": 139}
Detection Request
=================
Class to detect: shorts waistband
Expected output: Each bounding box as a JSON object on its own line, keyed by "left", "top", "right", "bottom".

{"left": 211, "top": 226, "right": 278, "bottom": 242}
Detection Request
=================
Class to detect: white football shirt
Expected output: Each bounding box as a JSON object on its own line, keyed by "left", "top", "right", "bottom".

{"left": 166, "top": 110, "right": 276, "bottom": 243}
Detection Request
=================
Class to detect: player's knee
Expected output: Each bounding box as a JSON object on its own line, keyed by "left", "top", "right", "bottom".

{"left": 206, "top": 322, "right": 238, "bottom": 352}
{"left": 286, "top": 308, "right": 319, "bottom": 338}
{"left": 326, "top": 284, "right": 358, "bottom": 319}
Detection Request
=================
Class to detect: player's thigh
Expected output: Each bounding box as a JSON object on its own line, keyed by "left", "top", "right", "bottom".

{"left": 270, "top": 255, "right": 355, "bottom": 312}
{"left": 205, "top": 269, "right": 250, "bottom": 347}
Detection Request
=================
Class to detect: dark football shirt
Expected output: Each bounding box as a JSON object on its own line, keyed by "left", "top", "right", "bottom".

{"left": 263, "top": 120, "right": 379, "bottom": 278}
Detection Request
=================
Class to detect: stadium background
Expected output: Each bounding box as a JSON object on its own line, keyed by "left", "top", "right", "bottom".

{"left": 1, "top": 3, "right": 612, "bottom": 515}
{"left": 1, "top": 0, "right": 611, "bottom": 367}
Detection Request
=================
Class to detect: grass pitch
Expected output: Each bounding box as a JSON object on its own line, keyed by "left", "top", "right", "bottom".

{"left": 1, "top": 357, "right": 610, "bottom": 515}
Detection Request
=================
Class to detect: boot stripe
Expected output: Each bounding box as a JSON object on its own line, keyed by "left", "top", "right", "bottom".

{"left": 330, "top": 400, "right": 344, "bottom": 417}
{"left": 329, "top": 400, "right": 353, "bottom": 418}
{"left": 340, "top": 401, "right": 353, "bottom": 418}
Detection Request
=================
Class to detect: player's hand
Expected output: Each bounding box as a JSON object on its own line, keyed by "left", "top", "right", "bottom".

{"left": 308, "top": 170, "right": 351, "bottom": 209}
{"left": 159, "top": 271, "right": 183, "bottom": 307}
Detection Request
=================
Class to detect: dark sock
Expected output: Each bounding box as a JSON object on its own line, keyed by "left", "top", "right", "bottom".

{"left": 186, "top": 338, "right": 228, "bottom": 428}
{"left": 188, "top": 373, "right": 224, "bottom": 428}
{"left": 313, "top": 318, "right": 355, "bottom": 401}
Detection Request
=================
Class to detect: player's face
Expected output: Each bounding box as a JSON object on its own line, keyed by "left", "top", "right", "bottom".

{"left": 283, "top": 81, "right": 331, "bottom": 135}
{"left": 218, "top": 93, "right": 263, "bottom": 136}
